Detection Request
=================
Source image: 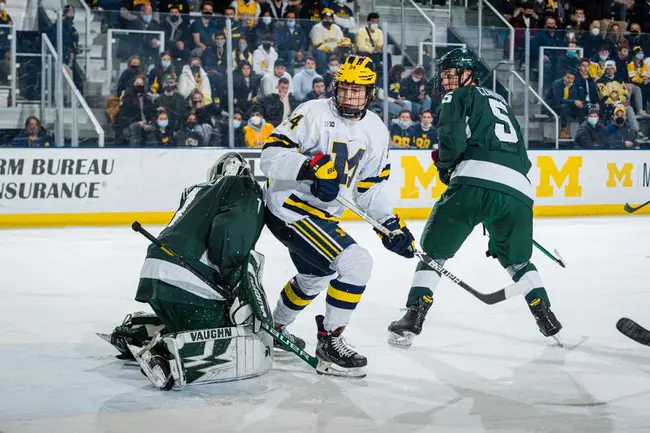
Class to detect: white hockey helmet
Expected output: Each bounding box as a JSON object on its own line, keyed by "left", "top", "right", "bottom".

{"left": 208, "top": 152, "right": 254, "bottom": 181}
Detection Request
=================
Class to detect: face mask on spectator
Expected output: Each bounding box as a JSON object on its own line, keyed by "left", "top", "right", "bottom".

{"left": 233, "top": 119, "right": 242, "bottom": 128}
{"left": 412, "top": 75, "right": 421, "bottom": 82}
{"left": 370, "top": 23, "right": 378, "bottom": 31}
{"left": 191, "top": 63, "right": 201, "bottom": 72}
{"left": 323, "top": 21, "right": 332, "bottom": 29}
{"left": 216, "top": 39, "right": 225, "bottom": 47}
{"left": 162, "top": 60, "right": 171, "bottom": 69}
{"left": 0, "top": 4, "right": 5, "bottom": 11}
{"left": 287, "top": 20, "right": 296, "bottom": 28}
{"left": 577, "top": 17, "right": 585, "bottom": 23}
{"left": 130, "top": 64, "right": 141, "bottom": 71}
{"left": 588, "top": 116, "right": 598, "bottom": 126}
{"left": 27, "top": 126, "right": 38, "bottom": 135}
{"left": 170, "top": 15, "right": 180, "bottom": 23}
{"left": 591, "top": 28, "right": 600, "bottom": 36}
{"left": 202, "top": 11, "right": 212, "bottom": 19}
{"left": 239, "top": 42, "right": 247, "bottom": 51}
{"left": 567, "top": 50, "right": 577, "bottom": 57}
{"left": 262, "top": 42, "right": 271, "bottom": 51}
{"left": 187, "top": 120, "right": 197, "bottom": 128}
{"left": 262, "top": 16, "right": 272, "bottom": 25}
{"left": 567, "top": 32, "right": 575, "bottom": 40}
{"left": 158, "top": 119, "right": 168, "bottom": 128}
{"left": 599, "top": 53, "right": 608, "bottom": 61}
{"left": 143, "top": 15, "right": 152, "bottom": 23}
{"left": 250, "top": 115, "right": 262, "bottom": 126}
{"left": 329, "top": 65, "right": 339, "bottom": 73}
{"left": 163, "top": 84, "right": 174, "bottom": 93}
{"left": 615, "top": 116, "right": 625, "bottom": 125}
{"left": 399, "top": 120, "right": 411, "bottom": 129}
{"left": 304, "top": 66, "right": 315, "bottom": 75}
{"left": 134, "top": 84, "right": 145, "bottom": 94}
{"left": 637, "top": 53, "right": 644, "bottom": 60}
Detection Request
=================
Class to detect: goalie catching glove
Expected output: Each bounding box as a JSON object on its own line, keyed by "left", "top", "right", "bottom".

{"left": 297, "top": 153, "right": 339, "bottom": 202}
{"left": 375, "top": 215, "right": 415, "bottom": 258}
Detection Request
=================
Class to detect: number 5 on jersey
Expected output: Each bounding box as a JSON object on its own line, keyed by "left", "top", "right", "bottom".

{"left": 488, "top": 99, "right": 518, "bottom": 144}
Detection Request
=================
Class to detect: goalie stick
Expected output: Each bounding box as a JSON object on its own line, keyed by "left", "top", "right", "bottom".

{"left": 623, "top": 200, "right": 650, "bottom": 214}
{"left": 616, "top": 317, "right": 650, "bottom": 346}
{"left": 335, "top": 196, "right": 531, "bottom": 305}
{"left": 131, "top": 222, "right": 320, "bottom": 370}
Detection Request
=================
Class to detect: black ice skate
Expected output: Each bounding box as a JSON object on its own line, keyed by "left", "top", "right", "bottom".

{"left": 387, "top": 295, "right": 433, "bottom": 347}
{"left": 315, "top": 315, "right": 366, "bottom": 378}
{"left": 128, "top": 335, "right": 175, "bottom": 391}
{"left": 273, "top": 324, "right": 306, "bottom": 352}
{"left": 528, "top": 297, "right": 563, "bottom": 346}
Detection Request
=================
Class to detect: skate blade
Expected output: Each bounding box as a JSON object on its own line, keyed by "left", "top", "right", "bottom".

{"left": 316, "top": 360, "right": 366, "bottom": 378}
{"left": 388, "top": 331, "right": 415, "bottom": 348}
{"left": 127, "top": 343, "right": 173, "bottom": 390}
{"left": 96, "top": 332, "right": 111, "bottom": 344}
{"left": 552, "top": 334, "right": 564, "bottom": 347}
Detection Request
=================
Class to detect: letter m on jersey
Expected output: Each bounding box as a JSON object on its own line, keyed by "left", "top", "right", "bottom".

{"left": 332, "top": 141, "right": 365, "bottom": 187}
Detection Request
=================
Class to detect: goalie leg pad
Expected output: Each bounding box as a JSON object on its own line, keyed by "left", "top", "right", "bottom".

{"left": 163, "top": 325, "right": 273, "bottom": 389}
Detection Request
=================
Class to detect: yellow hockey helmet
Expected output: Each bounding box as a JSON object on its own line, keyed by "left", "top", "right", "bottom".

{"left": 333, "top": 55, "right": 377, "bottom": 119}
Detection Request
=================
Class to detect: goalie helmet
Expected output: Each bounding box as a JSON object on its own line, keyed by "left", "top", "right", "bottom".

{"left": 333, "top": 55, "right": 377, "bottom": 119}
{"left": 208, "top": 152, "right": 254, "bottom": 182}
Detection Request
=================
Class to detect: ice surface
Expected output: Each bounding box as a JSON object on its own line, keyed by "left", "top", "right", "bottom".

{"left": 1, "top": 217, "right": 650, "bottom": 433}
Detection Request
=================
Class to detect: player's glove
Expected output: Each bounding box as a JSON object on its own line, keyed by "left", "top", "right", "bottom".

{"left": 431, "top": 149, "right": 452, "bottom": 185}
{"left": 375, "top": 215, "right": 415, "bottom": 258}
{"left": 297, "top": 153, "right": 339, "bottom": 202}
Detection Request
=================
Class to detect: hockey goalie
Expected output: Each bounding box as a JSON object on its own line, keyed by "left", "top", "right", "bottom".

{"left": 100, "top": 153, "right": 274, "bottom": 390}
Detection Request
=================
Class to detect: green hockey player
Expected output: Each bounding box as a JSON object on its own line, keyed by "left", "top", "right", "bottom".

{"left": 103, "top": 152, "right": 285, "bottom": 390}
{"left": 388, "top": 48, "right": 563, "bottom": 347}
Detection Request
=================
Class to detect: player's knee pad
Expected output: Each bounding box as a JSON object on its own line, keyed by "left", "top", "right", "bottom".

{"left": 141, "top": 326, "right": 273, "bottom": 390}
{"left": 332, "top": 244, "right": 373, "bottom": 286}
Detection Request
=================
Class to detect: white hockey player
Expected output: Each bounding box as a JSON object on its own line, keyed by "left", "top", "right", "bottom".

{"left": 260, "top": 55, "right": 416, "bottom": 377}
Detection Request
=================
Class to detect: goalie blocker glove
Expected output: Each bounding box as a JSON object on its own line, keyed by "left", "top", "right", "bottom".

{"left": 297, "top": 153, "right": 339, "bottom": 202}
{"left": 375, "top": 215, "right": 415, "bottom": 258}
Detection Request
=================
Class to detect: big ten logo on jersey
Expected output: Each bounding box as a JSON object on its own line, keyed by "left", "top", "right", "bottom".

{"left": 400, "top": 155, "right": 446, "bottom": 200}
{"left": 536, "top": 155, "right": 583, "bottom": 197}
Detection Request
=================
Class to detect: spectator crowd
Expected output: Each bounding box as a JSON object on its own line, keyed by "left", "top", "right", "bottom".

{"left": 498, "top": 0, "right": 650, "bottom": 148}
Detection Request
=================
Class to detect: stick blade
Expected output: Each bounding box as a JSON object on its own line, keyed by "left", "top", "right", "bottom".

{"left": 617, "top": 317, "right": 650, "bottom": 346}
{"left": 623, "top": 203, "right": 636, "bottom": 213}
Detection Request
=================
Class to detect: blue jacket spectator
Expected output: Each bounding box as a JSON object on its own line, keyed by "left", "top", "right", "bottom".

{"left": 410, "top": 110, "right": 437, "bottom": 149}
{"left": 251, "top": 12, "right": 274, "bottom": 47}
{"left": 575, "top": 58, "right": 600, "bottom": 108}
{"left": 605, "top": 106, "right": 637, "bottom": 148}
{"left": 574, "top": 108, "right": 606, "bottom": 149}
{"left": 550, "top": 71, "right": 586, "bottom": 133}
{"left": 389, "top": 110, "right": 414, "bottom": 148}
{"left": 579, "top": 22, "right": 609, "bottom": 59}
{"left": 273, "top": 10, "right": 308, "bottom": 74}
{"left": 190, "top": 3, "right": 219, "bottom": 54}
{"left": 116, "top": 56, "right": 143, "bottom": 95}
{"left": 12, "top": 116, "right": 53, "bottom": 147}
{"left": 48, "top": 5, "right": 79, "bottom": 66}
{"left": 531, "top": 17, "right": 565, "bottom": 85}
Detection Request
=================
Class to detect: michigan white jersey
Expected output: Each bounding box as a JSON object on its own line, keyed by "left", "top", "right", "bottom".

{"left": 260, "top": 98, "right": 393, "bottom": 224}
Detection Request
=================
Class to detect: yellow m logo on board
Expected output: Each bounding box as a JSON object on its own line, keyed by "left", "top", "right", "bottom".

{"left": 400, "top": 156, "right": 447, "bottom": 199}
{"left": 536, "top": 156, "right": 583, "bottom": 197}
{"left": 606, "top": 163, "right": 633, "bottom": 188}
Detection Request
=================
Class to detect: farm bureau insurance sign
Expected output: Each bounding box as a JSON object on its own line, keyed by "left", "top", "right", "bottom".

{"left": 0, "top": 148, "right": 648, "bottom": 224}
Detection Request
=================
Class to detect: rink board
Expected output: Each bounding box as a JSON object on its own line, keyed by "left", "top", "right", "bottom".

{"left": 0, "top": 148, "right": 648, "bottom": 227}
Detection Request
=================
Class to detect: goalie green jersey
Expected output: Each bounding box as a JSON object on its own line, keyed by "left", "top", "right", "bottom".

{"left": 135, "top": 176, "right": 265, "bottom": 309}
{"left": 436, "top": 85, "right": 534, "bottom": 207}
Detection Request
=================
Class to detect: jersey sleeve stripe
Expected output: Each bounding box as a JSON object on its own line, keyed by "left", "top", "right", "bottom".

{"left": 263, "top": 133, "right": 300, "bottom": 150}
{"left": 356, "top": 164, "right": 391, "bottom": 193}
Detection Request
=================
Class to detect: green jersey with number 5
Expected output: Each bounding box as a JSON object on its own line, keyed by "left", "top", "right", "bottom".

{"left": 437, "top": 86, "right": 534, "bottom": 207}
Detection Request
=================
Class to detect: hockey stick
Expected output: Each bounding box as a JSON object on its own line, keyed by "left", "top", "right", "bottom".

{"left": 335, "top": 197, "right": 530, "bottom": 305}
{"left": 624, "top": 200, "right": 650, "bottom": 214}
{"left": 532, "top": 240, "right": 566, "bottom": 268}
{"left": 616, "top": 317, "right": 650, "bottom": 346}
{"left": 131, "top": 222, "right": 320, "bottom": 369}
